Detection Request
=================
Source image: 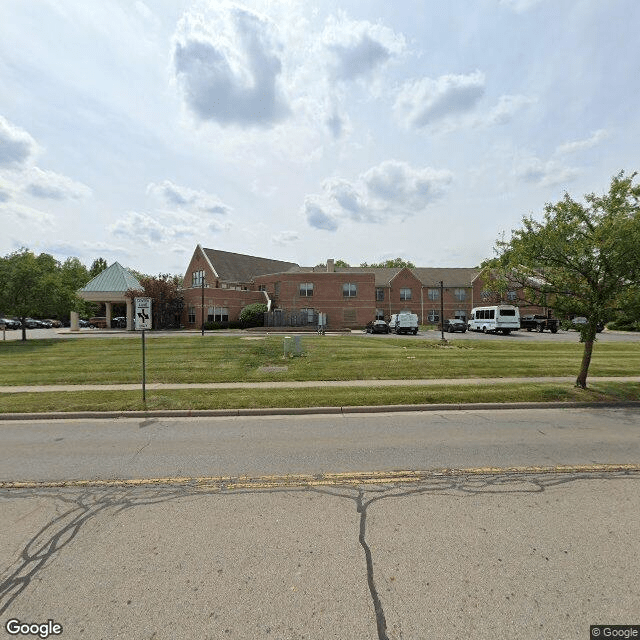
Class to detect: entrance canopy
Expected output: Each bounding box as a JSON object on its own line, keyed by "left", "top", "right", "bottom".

{"left": 78, "top": 262, "right": 142, "bottom": 329}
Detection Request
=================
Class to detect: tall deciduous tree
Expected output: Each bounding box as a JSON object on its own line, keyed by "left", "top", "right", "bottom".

{"left": 483, "top": 171, "right": 640, "bottom": 388}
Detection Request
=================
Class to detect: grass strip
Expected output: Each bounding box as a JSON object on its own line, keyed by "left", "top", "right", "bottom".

{"left": 1, "top": 335, "right": 640, "bottom": 386}
{"left": 1, "top": 382, "right": 639, "bottom": 414}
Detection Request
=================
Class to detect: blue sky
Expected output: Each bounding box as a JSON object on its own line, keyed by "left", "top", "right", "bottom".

{"left": 1, "top": 0, "right": 638, "bottom": 275}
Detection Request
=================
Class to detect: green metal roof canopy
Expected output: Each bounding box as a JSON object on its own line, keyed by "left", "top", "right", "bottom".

{"left": 79, "top": 262, "right": 142, "bottom": 295}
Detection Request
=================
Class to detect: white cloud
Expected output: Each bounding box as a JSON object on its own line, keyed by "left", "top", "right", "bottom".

{"left": 305, "top": 160, "right": 453, "bottom": 231}
{"left": 482, "top": 94, "right": 534, "bottom": 126}
{"left": 514, "top": 157, "right": 580, "bottom": 187}
{"left": 0, "top": 201, "right": 55, "bottom": 227}
{"left": 322, "top": 13, "right": 405, "bottom": 82}
{"left": 303, "top": 197, "right": 339, "bottom": 232}
{"left": 0, "top": 116, "right": 39, "bottom": 168}
{"left": 147, "top": 180, "right": 231, "bottom": 215}
{"left": 172, "top": 5, "right": 290, "bottom": 128}
{"left": 110, "top": 211, "right": 197, "bottom": 244}
{"left": 24, "top": 167, "right": 92, "bottom": 200}
{"left": 556, "top": 129, "right": 608, "bottom": 155}
{"left": 272, "top": 230, "right": 299, "bottom": 246}
{"left": 394, "top": 71, "right": 486, "bottom": 130}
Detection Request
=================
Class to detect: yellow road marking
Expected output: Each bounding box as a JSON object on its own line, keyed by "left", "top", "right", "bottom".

{"left": 2, "top": 464, "right": 639, "bottom": 491}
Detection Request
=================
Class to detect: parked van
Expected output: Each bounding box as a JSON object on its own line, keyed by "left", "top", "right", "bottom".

{"left": 468, "top": 305, "right": 520, "bottom": 335}
{"left": 390, "top": 312, "right": 419, "bottom": 335}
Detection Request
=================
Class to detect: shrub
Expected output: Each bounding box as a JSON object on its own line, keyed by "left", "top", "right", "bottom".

{"left": 239, "top": 303, "right": 268, "bottom": 328}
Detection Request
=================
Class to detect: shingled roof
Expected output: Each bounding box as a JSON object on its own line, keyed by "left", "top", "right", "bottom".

{"left": 202, "top": 248, "right": 299, "bottom": 283}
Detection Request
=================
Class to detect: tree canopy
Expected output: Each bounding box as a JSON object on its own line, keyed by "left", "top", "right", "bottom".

{"left": 125, "top": 274, "right": 184, "bottom": 329}
{"left": 359, "top": 258, "right": 416, "bottom": 269}
{"left": 0, "top": 249, "right": 91, "bottom": 340}
{"left": 482, "top": 171, "right": 640, "bottom": 388}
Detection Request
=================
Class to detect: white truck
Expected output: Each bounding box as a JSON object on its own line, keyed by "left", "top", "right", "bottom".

{"left": 390, "top": 312, "right": 419, "bottom": 335}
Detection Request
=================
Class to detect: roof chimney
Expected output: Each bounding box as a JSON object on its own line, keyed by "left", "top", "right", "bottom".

{"left": 327, "top": 258, "right": 335, "bottom": 273}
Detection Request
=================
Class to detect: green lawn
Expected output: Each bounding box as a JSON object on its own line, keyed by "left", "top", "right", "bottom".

{"left": 1, "top": 334, "right": 639, "bottom": 386}
{"left": 1, "top": 334, "right": 639, "bottom": 413}
{"left": 2, "top": 382, "right": 639, "bottom": 414}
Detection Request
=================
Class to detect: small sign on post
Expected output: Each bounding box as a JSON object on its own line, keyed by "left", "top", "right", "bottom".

{"left": 135, "top": 297, "right": 152, "bottom": 331}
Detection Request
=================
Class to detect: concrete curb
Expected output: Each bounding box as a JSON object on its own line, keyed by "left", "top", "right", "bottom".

{"left": 2, "top": 400, "right": 640, "bottom": 421}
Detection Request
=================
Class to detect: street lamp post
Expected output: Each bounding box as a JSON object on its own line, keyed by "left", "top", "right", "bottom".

{"left": 201, "top": 275, "right": 205, "bottom": 336}
{"left": 439, "top": 280, "right": 445, "bottom": 340}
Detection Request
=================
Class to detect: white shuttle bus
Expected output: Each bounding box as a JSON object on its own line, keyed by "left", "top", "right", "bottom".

{"left": 468, "top": 305, "right": 520, "bottom": 335}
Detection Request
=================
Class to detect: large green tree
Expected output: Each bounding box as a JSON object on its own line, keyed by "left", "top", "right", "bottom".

{"left": 483, "top": 171, "right": 640, "bottom": 388}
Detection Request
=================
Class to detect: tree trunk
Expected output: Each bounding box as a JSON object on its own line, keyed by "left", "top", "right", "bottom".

{"left": 576, "top": 326, "right": 597, "bottom": 389}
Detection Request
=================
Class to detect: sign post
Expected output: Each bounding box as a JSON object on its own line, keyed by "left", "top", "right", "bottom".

{"left": 135, "top": 298, "right": 152, "bottom": 404}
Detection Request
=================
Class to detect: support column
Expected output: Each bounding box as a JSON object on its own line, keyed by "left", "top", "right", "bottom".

{"left": 126, "top": 298, "right": 134, "bottom": 330}
{"left": 105, "top": 302, "right": 113, "bottom": 328}
{"left": 70, "top": 311, "right": 80, "bottom": 332}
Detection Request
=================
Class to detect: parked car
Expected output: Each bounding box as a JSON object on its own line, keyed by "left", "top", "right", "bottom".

{"left": 78, "top": 319, "right": 93, "bottom": 328}
{"left": 442, "top": 318, "right": 467, "bottom": 333}
{"left": 520, "top": 314, "right": 559, "bottom": 333}
{"left": 365, "top": 320, "right": 390, "bottom": 334}
{"left": 89, "top": 316, "right": 108, "bottom": 328}
{"left": 570, "top": 316, "right": 605, "bottom": 333}
{"left": 24, "top": 318, "right": 44, "bottom": 329}
{"left": 112, "top": 316, "right": 127, "bottom": 328}
{"left": 0, "top": 317, "right": 20, "bottom": 329}
{"left": 43, "top": 319, "right": 62, "bottom": 328}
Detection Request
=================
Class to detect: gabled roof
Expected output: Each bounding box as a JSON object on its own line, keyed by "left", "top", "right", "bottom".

{"left": 79, "top": 262, "right": 142, "bottom": 293}
{"left": 286, "top": 265, "right": 480, "bottom": 287}
{"left": 202, "top": 248, "right": 299, "bottom": 283}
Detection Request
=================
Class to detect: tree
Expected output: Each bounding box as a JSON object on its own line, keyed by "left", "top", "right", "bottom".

{"left": 483, "top": 171, "right": 640, "bottom": 388}
{"left": 89, "top": 257, "right": 108, "bottom": 279}
{"left": 239, "top": 303, "right": 268, "bottom": 328}
{"left": 360, "top": 257, "right": 416, "bottom": 268}
{"left": 125, "top": 274, "right": 184, "bottom": 329}
{"left": 0, "top": 249, "right": 86, "bottom": 340}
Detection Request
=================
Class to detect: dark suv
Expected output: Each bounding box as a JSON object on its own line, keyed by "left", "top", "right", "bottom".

{"left": 365, "top": 320, "right": 390, "bottom": 334}
{"left": 443, "top": 318, "right": 467, "bottom": 333}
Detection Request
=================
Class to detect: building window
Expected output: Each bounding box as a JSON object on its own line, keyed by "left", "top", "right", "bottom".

{"left": 205, "top": 306, "right": 229, "bottom": 322}
{"left": 428, "top": 309, "right": 440, "bottom": 323}
{"left": 428, "top": 288, "right": 440, "bottom": 301}
{"left": 275, "top": 282, "right": 281, "bottom": 296}
{"left": 376, "top": 288, "right": 385, "bottom": 301}
{"left": 188, "top": 306, "right": 196, "bottom": 323}
{"left": 375, "top": 308, "right": 385, "bottom": 320}
{"left": 299, "top": 282, "right": 314, "bottom": 297}
{"left": 455, "top": 310, "right": 467, "bottom": 320}
{"left": 192, "top": 270, "right": 204, "bottom": 287}
{"left": 258, "top": 285, "right": 267, "bottom": 292}
{"left": 481, "top": 290, "right": 491, "bottom": 301}
{"left": 454, "top": 288, "right": 467, "bottom": 302}
{"left": 343, "top": 283, "right": 357, "bottom": 297}
{"left": 507, "top": 290, "right": 517, "bottom": 301}
{"left": 400, "top": 288, "right": 412, "bottom": 301}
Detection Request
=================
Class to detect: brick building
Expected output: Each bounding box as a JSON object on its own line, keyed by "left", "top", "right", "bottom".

{"left": 180, "top": 245, "right": 497, "bottom": 329}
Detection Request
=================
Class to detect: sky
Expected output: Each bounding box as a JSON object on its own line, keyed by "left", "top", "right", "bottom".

{"left": 1, "top": 0, "right": 639, "bottom": 276}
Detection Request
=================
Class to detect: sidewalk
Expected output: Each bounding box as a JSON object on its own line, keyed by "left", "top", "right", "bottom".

{"left": 2, "top": 376, "right": 640, "bottom": 393}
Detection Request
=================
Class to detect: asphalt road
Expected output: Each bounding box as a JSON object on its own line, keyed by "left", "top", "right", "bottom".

{"left": 1, "top": 407, "right": 639, "bottom": 483}
{"left": 1, "top": 472, "right": 638, "bottom": 639}
{"left": 1, "top": 408, "right": 639, "bottom": 639}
